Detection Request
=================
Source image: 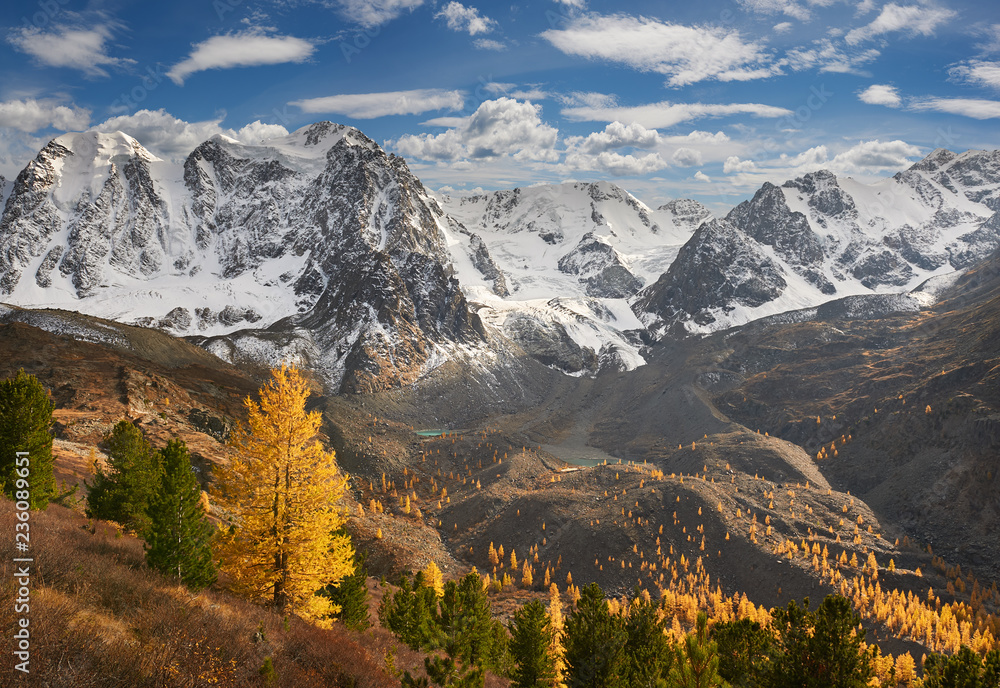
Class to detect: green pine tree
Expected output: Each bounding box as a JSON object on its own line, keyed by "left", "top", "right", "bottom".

{"left": 438, "top": 571, "right": 501, "bottom": 672}
{"left": 86, "top": 420, "right": 163, "bottom": 534}
{"left": 0, "top": 369, "right": 55, "bottom": 509}
{"left": 922, "top": 646, "right": 1000, "bottom": 688}
{"left": 623, "top": 596, "right": 675, "bottom": 688}
{"left": 323, "top": 531, "right": 371, "bottom": 630}
{"left": 563, "top": 582, "right": 626, "bottom": 688}
{"left": 669, "top": 612, "right": 728, "bottom": 688}
{"left": 144, "top": 439, "right": 217, "bottom": 590}
{"left": 767, "top": 595, "right": 874, "bottom": 688}
{"left": 712, "top": 617, "right": 774, "bottom": 687}
{"left": 509, "top": 599, "right": 556, "bottom": 688}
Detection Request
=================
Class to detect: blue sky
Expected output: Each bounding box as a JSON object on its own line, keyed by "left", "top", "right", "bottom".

{"left": 1, "top": 0, "right": 999, "bottom": 209}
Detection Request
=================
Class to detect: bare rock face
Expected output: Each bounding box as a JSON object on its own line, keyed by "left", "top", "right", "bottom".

{"left": 0, "top": 124, "right": 484, "bottom": 393}
{"left": 634, "top": 150, "right": 1000, "bottom": 335}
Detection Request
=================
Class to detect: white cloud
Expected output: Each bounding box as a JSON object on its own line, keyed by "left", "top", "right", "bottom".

{"left": 737, "top": 0, "right": 811, "bottom": 21}
{"left": 784, "top": 38, "right": 880, "bottom": 74}
{"left": 773, "top": 22, "right": 794, "bottom": 34}
{"left": 561, "top": 100, "right": 792, "bottom": 129}
{"left": 909, "top": 97, "right": 1000, "bottom": 119}
{"left": 565, "top": 121, "right": 660, "bottom": 153}
{"left": 724, "top": 155, "right": 757, "bottom": 173}
{"left": 541, "top": 14, "right": 780, "bottom": 87}
{"left": 554, "top": 0, "right": 586, "bottom": 7}
{"left": 694, "top": 171, "right": 711, "bottom": 182}
{"left": 483, "top": 83, "right": 548, "bottom": 100}
{"left": 92, "top": 109, "right": 289, "bottom": 160}
{"left": 559, "top": 91, "right": 618, "bottom": 108}
{"left": 8, "top": 23, "right": 133, "bottom": 78}
{"left": 671, "top": 147, "right": 703, "bottom": 167}
{"left": 474, "top": 38, "right": 506, "bottom": 50}
{"left": 949, "top": 60, "right": 1000, "bottom": 90}
{"left": 0, "top": 99, "right": 91, "bottom": 133}
{"left": 855, "top": 0, "right": 877, "bottom": 15}
{"left": 0, "top": 129, "right": 49, "bottom": 178}
{"left": 290, "top": 89, "right": 464, "bottom": 118}
{"left": 845, "top": 3, "right": 955, "bottom": 45}
{"left": 336, "top": 0, "right": 424, "bottom": 27}
{"left": 858, "top": 84, "right": 902, "bottom": 107}
{"left": 566, "top": 150, "right": 667, "bottom": 176}
{"left": 830, "top": 139, "right": 921, "bottom": 170}
{"left": 167, "top": 31, "right": 315, "bottom": 85}
{"left": 436, "top": 2, "right": 497, "bottom": 35}
{"left": 391, "top": 98, "right": 558, "bottom": 161}
{"left": 976, "top": 24, "right": 1000, "bottom": 54}
{"left": 661, "top": 130, "right": 730, "bottom": 144}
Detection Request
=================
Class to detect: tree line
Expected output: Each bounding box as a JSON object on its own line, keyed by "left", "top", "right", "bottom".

{"left": 379, "top": 570, "right": 1000, "bottom": 688}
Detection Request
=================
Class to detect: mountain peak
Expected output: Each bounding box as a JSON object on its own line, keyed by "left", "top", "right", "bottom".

{"left": 50, "top": 130, "right": 160, "bottom": 163}
{"left": 910, "top": 147, "right": 957, "bottom": 172}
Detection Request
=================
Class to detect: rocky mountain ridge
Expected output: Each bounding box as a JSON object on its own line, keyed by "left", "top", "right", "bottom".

{"left": 3, "top": 124, "right": 1000, "bottom": 387}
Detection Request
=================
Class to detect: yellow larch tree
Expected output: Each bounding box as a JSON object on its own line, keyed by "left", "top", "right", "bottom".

{"left": 424, "top": 559, "right": 445, "bottom": 597}
{"left": 549, "top": 583, "right": 567, "bottom": 688}
{"left": 213, "top": 364, "right": 353, "bottom": 625}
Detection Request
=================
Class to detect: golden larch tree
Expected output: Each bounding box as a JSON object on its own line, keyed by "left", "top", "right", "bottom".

{"left": 213, "top": 364, "right": 353, "bottom": 624}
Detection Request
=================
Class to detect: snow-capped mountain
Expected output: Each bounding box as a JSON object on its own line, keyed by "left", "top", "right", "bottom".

{"left": 634, "top": 151, "right": 1000, "bottom": 335}
{"left": 440, "top": 183, "right": 710, "bottom": 372}
{"left": 3, "top": 122, "right": 999, "bottom": 386}
{"left": 0, "top": 123, "right": 484, "bottom": 392}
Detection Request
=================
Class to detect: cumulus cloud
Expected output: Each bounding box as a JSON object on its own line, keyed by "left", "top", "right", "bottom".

{"left": 561, "top": 100, "right": 792, "bottom": 129}
{"left": 290, "top": 89, "right": 464, "bottom": 118}
{"left": 909, "top": 97, "right": 1000, "bottom": 119}
{"left": 566, "top": 150, "right": 668, "bottom": 176}
{"left": 830, "top": 139, "right": 921, "bottom": 170}
{"left": 858, "top": 84, "right": 902, "bottom": 107}
{"left": 92, "top": 109, "right": 289, "bottom": 160}
{"left": 391, "top": 98, "right": 558, "bottom": 161}
{"left": 8, "top": 23, "right": 134, "bottom": 78}
{"left": 845, "top": 3, "right": 955, "bottom": 45}
{"left": 724, "top": 155, "right": 757, "bottom": 173}
{"left": 694, "top": 171, "right": 711, "bottom": 182}
{"left": 949, "top": 60, "right": 1000, "bottom": 90}
{"left": 0, "top": 98, "right": 91, "bottom": 133}
{"left": 167, "top": 30, "right": 315, "bottom": 85}
{"left": 671, "top": 147, "right": 703, "bottom": 167}
{"left": 661, "top": 130, "right": 730, "bottom": 144}
{"left": 565, "top": 121, "right": 660, "bottom": 153}
{"left": 336, "top": 0, "right": 424, "bottom": 27}
{"left": 541, "top": 14, "right": 780, "bottom": 87}
{"left": 436, "top": 2, "right": 497, "bottom": 35}
{"left": 773, "top": 22, "right": 794, "bottom": 33}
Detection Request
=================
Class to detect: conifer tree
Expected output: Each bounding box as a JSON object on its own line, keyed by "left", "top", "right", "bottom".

{"left": 563, "top": 582, "right": 626, "bottom": 688}
{"left": 712, "top": 618, "right": 773, "bottom": 687}
{"left": 86, "top": 420, "right": 162, "bottom": 533}
{"left": 549, "top": 583, "right": 567, "bottom": 688}
{"left": 0, "top": 369, "right": 55, "bottom": 509}
{"left": 213, "top": 364, "right": 353, "bottom": 623}
{"left": 669, "top": 612, "right": 727, "bottom": 688}
{"left": 144, "top": 439, "right": 217, "bottom": 590}
{"left": 623, "top": 596, "right": 674, "bottom": 688}
{"left": 768, "top": 595, "right": 874, "bottom": 688}
{"left": 509, "top": 599, "right": 556, "bottom": 688}
{"left": 322, "top": 532, "right": 370, "bottom": 631}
